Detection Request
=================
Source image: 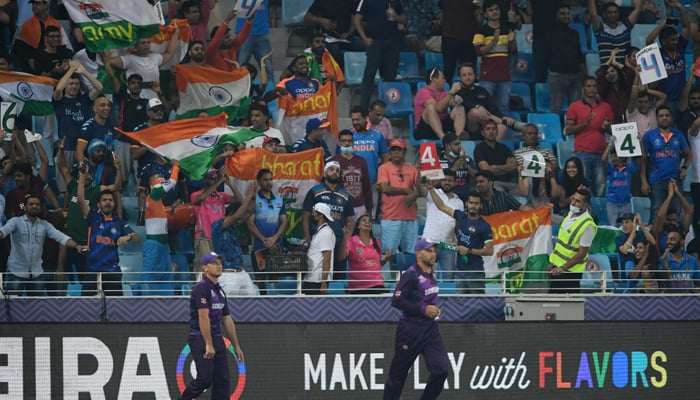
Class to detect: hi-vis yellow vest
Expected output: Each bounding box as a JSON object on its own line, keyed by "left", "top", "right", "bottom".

{"left": 549, "top": 213, "right": 597, "bottom": 273}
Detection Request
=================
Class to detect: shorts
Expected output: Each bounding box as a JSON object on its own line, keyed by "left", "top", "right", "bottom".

{"left": 414, "top": 117, "right": 453, "bottom": 140}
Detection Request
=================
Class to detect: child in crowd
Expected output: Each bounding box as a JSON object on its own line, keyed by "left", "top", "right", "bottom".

{"left": 602, "top": 139, "right": 639, "bottom": 225}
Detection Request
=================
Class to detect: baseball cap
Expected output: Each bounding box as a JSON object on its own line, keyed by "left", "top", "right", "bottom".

{"left": 147, "top": 98, "right": 163, "bottom": 111}
{"left": 617, "top": 212, "right": 635, "bottom": 223}
{"left": 201, "top": 251, "right": 223, "bottom": 266}
{"left": 389, "top": 138, "right": 407, "bottom": 149}
{"left": 442, "top": 132, "right": 459, "bottom": 147}
{"left": 414, "top": 238, "right": 438, "bottom": 253}
{"left": 127, "top": 73, "right": 143, "bottom": 83}
{"left": 313, "top": 203, "right": 334, "bottom": 221}
{"left": 262, "top": 136, "right": 280, "bottom": 147}
{"left": 306, "top": 118, "right": 330, "bottom": 134}
{"left": 87, "top": 139, "right": 107, "bottom": 155}
{"left": 481, "top": 119, "right": 497, "bottom": 129}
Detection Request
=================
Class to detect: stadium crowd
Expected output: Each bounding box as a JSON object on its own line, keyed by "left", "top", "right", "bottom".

{"left": 1, "top": 0, "right": 700, "bottom": 296}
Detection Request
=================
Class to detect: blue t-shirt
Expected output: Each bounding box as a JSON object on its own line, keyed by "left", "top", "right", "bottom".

{"left": 251, "top": 191, "right": 286, "bottom": 251}
{"left": 303, "top": 182, "right": 354, "bottom": 242}
{"left": 357, "top": 0, "right": 404, "bottom": 40}
{"left": 660, "top": 251, "right": 700, "bottom": 292}
{"left": 352, "top": 128, "right": 388, "bottom": 184}
{"left": 79, "top": 118, "right": 115, "bottom": 155}
{"left": 281, "top": 77, "right": 320, "bottom": 99}
{"left": 188, "top": 277, "right": 230, "bottom": 336}
{"left": 235, "top": 0, "right": 269, "bottom": 35}
{"left": 642, "top": 128, "right": 688, "bottom": 184}
{"left": 212, "top": 218, "right": 245, "bottom": 269}
{"left": 292, "top": 136, "right": 331, "bottom": 159}
{"left": 391, "top": 264, "right": 439, "bottom": 321}
{"left": 85, "top": 210, "right": 134, "bottom": 272}
{"left": 54, "top": 92, "right": 93, "bottom": 151}
{"left": 606, "top": 160, "right": 638, "bottom": 204}
{"left": 658, "top": 35, "right": 688, "bottom": 103}
{"left": 132, "top": 122, "right": 158, "bottom": 173}
{"left": 454, "top": 210, "right": 493, "bottom": 271}
{"left": 440, "top": 151, "right": 476, "bottom": 202}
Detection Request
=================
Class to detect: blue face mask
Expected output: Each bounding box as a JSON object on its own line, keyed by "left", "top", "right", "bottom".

{"left": 340, "top": 146, "right": 354, "bottom": 154}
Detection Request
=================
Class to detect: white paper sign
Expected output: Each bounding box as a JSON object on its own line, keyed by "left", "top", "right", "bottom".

{"left": 235, "top": 0, "right": 263, "bottom": 18}
{"left": 611, "top": 122, "right": 642, "bottom": 157}
{"left": 1, "top": 101, "right": 22, "bottom": 132}
{"left": 520, "top": 151, "right": 546, "bottom": 177}
{"left": 23, "top": 129, "right": 42, "bottom": 143}
{"left": 636, "top": 43, "right": 668, "bottom": 85}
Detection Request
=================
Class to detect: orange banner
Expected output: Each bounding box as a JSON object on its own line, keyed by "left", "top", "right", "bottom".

{"left": 227, "top": 147, "right": 324, "bottom": 181}
{"left": 277, "top": 81, "right": 338, "bottom": 138}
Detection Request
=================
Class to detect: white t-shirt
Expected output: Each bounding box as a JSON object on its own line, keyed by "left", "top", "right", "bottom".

{"left": 245, "top": 127, "right": 286, "bottom": 148}
{"left": 219, "top": 270, "right": 258, "bottom": 296}
{"left": 688, "top": 130, "right": 700, "bottom": 183}
{"left": 306, "top": 224, "right": 336, "bottom": 282}
{"left": 423, "top": 189, "right": 463, "bottom": 244}
{"left": 120, "top": 53, "right": 163, "bottom": 99}
{"left": 626, "top": 107, "right": 657, "bottom": 135}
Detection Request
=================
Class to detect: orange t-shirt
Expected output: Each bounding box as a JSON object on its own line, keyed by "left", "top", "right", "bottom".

{"left": 377, "top": 162, "right": 418, "bottom": 220}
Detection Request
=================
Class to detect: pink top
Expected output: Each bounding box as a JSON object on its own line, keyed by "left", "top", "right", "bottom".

{"left": 413, "top": 86, "right": 449, "bottom": 126}
{"left": 346, "top": 235, "right": 384, "bottom": 290}
{"left": 190, "top": 190, "right": 232, "bottom": 239}
{"left": 377, "top": 162, "right": 418, "bottom": 220}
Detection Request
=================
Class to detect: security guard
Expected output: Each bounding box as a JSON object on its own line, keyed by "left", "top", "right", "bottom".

{"left": 548, "top": 189, "right": 597, "bottom": 293}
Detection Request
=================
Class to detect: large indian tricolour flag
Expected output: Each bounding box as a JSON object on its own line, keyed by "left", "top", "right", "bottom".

{"left": 277, "top": 82, "right": 338, "bottom": 144}
{"left": 117, "top": 114, "right": 263, "bottom": 180}
{"left": 0, "top": 71, "right": 56, "bottom": 116}
{"left": 175, "top": 65, "right": 251, "bottom": 125}
{"left": 63, "top": 0, "right": 163, "bottom": 52}
{"left": 482, "top": 205, "right": 553, "bottom": 293}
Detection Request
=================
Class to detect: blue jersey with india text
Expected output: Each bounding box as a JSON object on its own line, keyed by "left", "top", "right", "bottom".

{"left": 391, "top": 264, "right": 438, "bottom": 321}
{"left": 352, "top": 128, "right": 388, "bottom": 183}
{"left": 642, "top": 128, "right": 688, "bottom": 184}
{"left": 85, "top": 210, "right": 134, "bottom": 272}
{"left": 188, "top": 277, "right": 230, "bottom": 336}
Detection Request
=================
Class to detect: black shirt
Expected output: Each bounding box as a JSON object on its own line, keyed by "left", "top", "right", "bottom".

{"left": 548, "top": 24, "right": 585, "bottom": 74}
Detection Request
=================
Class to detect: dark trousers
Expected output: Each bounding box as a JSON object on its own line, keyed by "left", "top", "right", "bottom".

{"left": 442, "top": 36, "right": 477, "bottom": 83}
{"left": 360, "top": 38, "right": 401, "bottom": 110}
{"left": 384, "top": 319, "right": 449, "bottom": 400}
{"left": 180, "top": 335, "right": 230, "bottom": 400}
{"left": 692, "top": 182, "right": 700, "bottom": 232}
{"left": 549, "top": 271, "right": 582, "bottom": 293}
{"left": 82, "top": 270, "right": 124, "bottom": 296}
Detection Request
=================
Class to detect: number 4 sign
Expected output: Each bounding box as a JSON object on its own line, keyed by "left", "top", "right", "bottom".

{"left": 419, "top": 142, "right": 445, "bottom": 180}
{"left": 520, "top": 151, "right": 546, "bottom": 177}
{"left": 611, "top": 122, "right": 642, "bottom": 157}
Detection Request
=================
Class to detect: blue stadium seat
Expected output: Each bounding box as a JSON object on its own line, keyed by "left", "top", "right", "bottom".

{"left": 515, "top": 24, "right": 534, "bottom": 54}
{"left": 510, "top": 82, "right": 533, "bottom": 111}
{"left": 534, "top": 83, "right": 569, "bottom": 113}
{"left": 396, "top": 253, "right": 417, "bottom": 272}
{"left": 343, "top": 52, "right": 367, "bottom": 87}
{"left": 527, "top": 112, "right": 563, "bottom": 144}
{"left": 512, "top": 53, "right": 535, "bottom": 82}
{"left": 378, "top": 81, "right": 425, "bottom": 148}
{"left": 424, "top": 51, "right": 444, "bottom": 71}
{"left": 461, "top": 140, "right": 479, "bottom": 158}
{"left": 591, "top": 197, "right": 608, "bottom": 225}
{"left": 631, "top": 196, "right": 652, "bottom": 225}
{"left": 501, "top": 140, "right": 516, "bottom": 152}
{"left": 581, "top": 254, "right": 615, "bottom": 293}
{"left": 398, "top": 52, "right": 421, "bottom": 80}
{"left": 266, "top": 276, "right": 298, "bottom": 295}
{"left": 589, "top": 26, "right": 598, "bottom": 53}
{"left": 569, "top": 23, "right": 589, "bottom": 54}
{"left": 281, "top": 0, "right": 313, "bottom": 26}
{"left": 175, "top": 229, "right": 195, "bottom": 261}
{"left": 438, "top": 281, "right": 457, "bottom": 295}
{"left": 585, "top": 53, "right": 601, "bottom": 76}
{"left": 328, "top": 281, "right": 346, "bottom": 295}
{"left": 556, "top": 140, "right": 574, "bottom": 169}
{"left": 631, "top": 24, "right": 658, "bottom": 49}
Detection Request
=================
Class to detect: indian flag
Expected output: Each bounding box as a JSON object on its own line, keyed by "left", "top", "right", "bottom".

{"left": 0, "top": 71, "right": 56, "bottom": 116}
{"left": 482, "top": 205, "right": 553, "bottom": 293}
{"left": 151, "top": 19, "right": 191, "bottom": 70}
{"left": 175, "top": 65, "right": 251, "bottom": 125}
{"left": 63, "top": 0, "right": 163, "bottom": 52}
{"left": 117, "top": 114, "right": 263, "bottom": 180}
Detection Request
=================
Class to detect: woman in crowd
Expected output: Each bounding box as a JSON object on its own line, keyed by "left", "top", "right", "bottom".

{"left": 623, "top": 240, "right": 661, "bottom": 293}
{"left": 551, "top": 156, "right": 589, "bottom": 215}
{"left": 338, "top": 214, "right": 391, "bottom": 294}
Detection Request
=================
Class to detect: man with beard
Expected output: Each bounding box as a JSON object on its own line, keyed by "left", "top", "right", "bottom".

{"left": 303, "top": 161, "right": 354, "bottom": 281}
{"left": 679, "top": 80, "right": 700, "bottom": 137}
{"left": 329, "top": 130, "right": 373, "bottom": 218}
{"left": 273, "top": 55, "right": 321, "bottom": 100}
{"left": 417, "top": 170, "right": 464, "bottom": 282}
{"left": 243, "top": 103, "right": 286, "bottom": 149}
{"left": 427, "top": 182, "right": 493, "bottom": 294}
{"left": 641, "top": 105, "right": 692, "bottom": 223}
{"left": 439, "top": 132, "right": 476, "bottom": 202}
{"left": 183, "top": 41, "right": 207, "bottom": 67}
{"left": 383, "top": 238, "right": 448, "bottom": 400}
{"left": 652, "top": 179, "right": 693, "bottom": 252}
{"left": 0, "top": 195, "right": 86, "bottom": 295}
{"left": 475, "top": 170, "right": 529, "bottom": 216}
{"left": 291, "top": 118, "right": 332, "bottom": 159}
{"left": 78, "top": 162, "right": 137, "bottom": 296}
{"left": 661, "top": 230, "right": 700, "bottom": 292}
{"left": 350, "top": 106, "right": 388, "bottom": 205}
{"left": 547, "top": 189, "right": 597, "bottom": 293}
{"left": 282, "top": 33, "right": 345, "bottom": 91}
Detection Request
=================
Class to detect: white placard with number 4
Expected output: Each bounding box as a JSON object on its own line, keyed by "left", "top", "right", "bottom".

{"left": 521, "top": 151, "right": 546, "bottom": 178}
{"left": 611, "top": 122, "right": 642, "bottom": 157}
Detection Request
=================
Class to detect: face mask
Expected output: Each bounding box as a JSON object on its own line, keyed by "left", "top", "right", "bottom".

{"left": 570, "top": 205, "right": 581, "bottom": 214}
{"left": 449, "top": 150, "right": 460, "bottom": 158}
{"left": 340, "top": 146, "right": 354, "bottom": 154}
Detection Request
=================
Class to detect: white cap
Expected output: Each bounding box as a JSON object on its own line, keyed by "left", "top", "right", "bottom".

{"left": 313, "top": 203, "right": 334, "bottom": 221}
{"left": 147, "top": 97, "right": 163, "bottom": 111}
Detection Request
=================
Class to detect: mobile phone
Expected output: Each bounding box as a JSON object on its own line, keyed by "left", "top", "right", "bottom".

{"left": 141, "top": 81, "right": 154, "bottom": 89}
{"left": 666, "top": 17, "right": 678, "bottom": 26}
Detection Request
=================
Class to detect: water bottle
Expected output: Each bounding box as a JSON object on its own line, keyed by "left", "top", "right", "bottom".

{"left": 287, "top": 237, "right": 306, "bottom": 246}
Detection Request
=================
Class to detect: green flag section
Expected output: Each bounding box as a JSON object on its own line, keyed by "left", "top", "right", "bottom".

{"left": 0, "top": 71, "right": 56, "bottom": 116}
{"left": 117, "top": 114, "right": 263, "bottom": 180}
{"left": 482, "top": 205, "right": 553, "bottom": 293}
{"left": 590, "top": 225, "right": 622, "bottom": 254}
{"left": 175, "top": 65, "right": 251, "bottom": 125}
{"left": 63, "top": 0, "right": 162, "bottom": 52}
